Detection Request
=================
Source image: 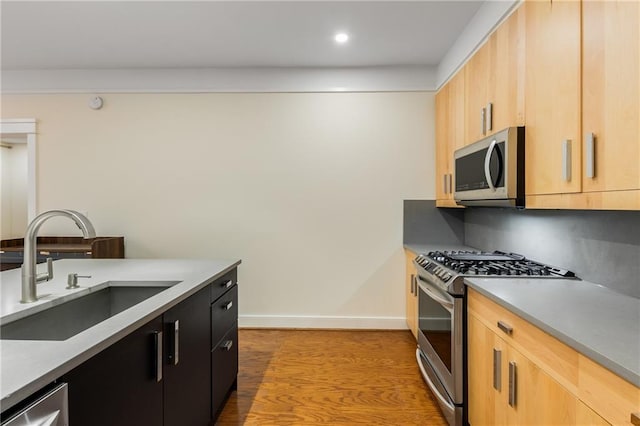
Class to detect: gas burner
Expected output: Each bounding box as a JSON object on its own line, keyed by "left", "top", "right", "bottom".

{"left": 418, "top": 250, "right": 575, "bottom": 279}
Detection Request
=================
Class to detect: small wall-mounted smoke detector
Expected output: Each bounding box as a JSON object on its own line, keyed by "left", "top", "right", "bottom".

{"left": 88, "top": 96, "right": 104, "bottom": 110}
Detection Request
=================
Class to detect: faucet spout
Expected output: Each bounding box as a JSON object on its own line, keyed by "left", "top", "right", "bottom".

{"left": 21, "top": 210, "right": 97, "bottom": 303}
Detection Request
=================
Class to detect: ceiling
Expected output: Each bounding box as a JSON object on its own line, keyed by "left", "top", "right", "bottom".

{"left": 1, "top": 1, "right": 484, "bottom": 71}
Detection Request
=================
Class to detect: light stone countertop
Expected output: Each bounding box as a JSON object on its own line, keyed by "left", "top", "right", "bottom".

{"left": 404, "top": 242, "right": 639, "bottom": 387}
{"left": 0, "top": 258, "right": 241, "bottom": 412}
{"left": 465, "top": 277, "right": 640, "bottom": 387}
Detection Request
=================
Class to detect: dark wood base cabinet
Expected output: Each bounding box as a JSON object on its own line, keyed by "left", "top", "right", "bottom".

{"left": 62, "top": 316, "right": 164, "bottom": 426}
{"left": 210, "top": 279, "right": 238, "bottom": 421}
{"left": 60, "top": 268, "right": 238, "bottom": 426}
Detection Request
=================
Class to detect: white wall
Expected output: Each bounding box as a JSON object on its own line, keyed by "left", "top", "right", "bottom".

{"left": 0, "top": 143, "right": 28, "bottom": 239}
{"left": 1, "top": 92, "right": 435, "bottom": 328}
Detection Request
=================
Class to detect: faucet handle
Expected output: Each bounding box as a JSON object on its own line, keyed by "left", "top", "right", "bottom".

{"left": 36, "top": 258, "right": 54, "bottom": 284}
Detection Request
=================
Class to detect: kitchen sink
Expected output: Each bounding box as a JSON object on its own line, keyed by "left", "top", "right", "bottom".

{"left": 0, "top": 281, "right": 179, "bottom": 341}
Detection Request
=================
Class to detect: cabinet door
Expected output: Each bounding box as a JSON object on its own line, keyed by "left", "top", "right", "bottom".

{"left": 212, "top": 326, "right": 238, "bottom": 420}
{"left": 465, "top": 40, "right": 491, "bottom": 145}
{"left": 436, "top": 69, "right": 466, "bottom": 207}
{"left": 582, "top": 0, "right": 640, "bottom": 194}
{"left": 163, "top": 285, "right": 212, "bottom": 426}
{"left": 524, "top": 0, "right": 582, "bottom": 196}
{"left": 468, "top": 313, "right": 508, "bottom": 426}
{"left": 490, "top": 6, "right": 525, "bottom": 133}
{"left": 63, "top": 316, "right": 164, "bottom": 426}
{"left": 465, "top": 6, "right": 524, "bottom": 145}
{"left": 404, "top": 250, "right": 417, "bottom": 339}
{"left": 505, "top": 344, "right": 577, "bottom": 425}
{"left": 436, "top": 84, "right": 451, "bottom": 202}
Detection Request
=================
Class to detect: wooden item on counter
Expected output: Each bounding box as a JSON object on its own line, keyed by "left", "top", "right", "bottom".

{"left": 0, "top": 236, "right": 124, "bottom": 271}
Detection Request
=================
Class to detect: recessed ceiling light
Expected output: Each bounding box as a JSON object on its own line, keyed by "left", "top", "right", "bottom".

{"left": 334, "top": 33, "right": 349, "bottom": 44}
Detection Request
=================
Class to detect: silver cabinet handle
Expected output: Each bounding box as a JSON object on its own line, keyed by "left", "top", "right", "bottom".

{"left": 493, "top": 348, "right": 502, "bottom": 391}
{"left": 562, "top": 139, "right": 572, "bottom": 181}
{"left": 443, "top": 174, "right": 448, "bottom": 194}
{"left": 153, "top": 331, "right": 163, "bottom": 382}
{"left": 410, "top": 274, "right": 415, "bottom": 296}
{"left": 168, "top": 320, "right": 179, "bottom": 366}
{"left": 486, "top": 102, "right": 493, "bottom": 132}
{"left": 481, "top": 107, "right": 487, "bottom": 135}
{"left": 448, "top": 174, "right": 453, "bottom": 195}
{"left": 484, "top": 139, "right": 498, "bottom": 191}
{"left": 508, "top": 361, "right": 517, "bottom": 407}
{"left": 585, "top": 132, "right": 595, "bottom": 178}
{"left": 497, "top": 320, "right": 513, "bottom": 335}
{"left": 223, "top": 301, "right": 233, "bottom": 310}
{"left": 221, "top": 340, "right": 233, "bottom": 351}
{"left": 223, "top": 279, "right": 233, "bottom": 289}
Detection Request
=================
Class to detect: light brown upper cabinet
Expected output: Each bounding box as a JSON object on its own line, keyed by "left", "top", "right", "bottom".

{"left": 465, "top": 7, "right": 525, "bottom": 146}
{"left": 525, "top": 0, "right": 640, "bottom": 209}
{"left": 524, "top": 0, "right": 582, "bottom": 198}
{"left": 581, "top": 1, "right": 639, "bottom": 197}
{"left": 435, "top": 69, "right": 466, "bottom": 208}
{"left": 436, "top": 0, "right": 638, "bottom": 210}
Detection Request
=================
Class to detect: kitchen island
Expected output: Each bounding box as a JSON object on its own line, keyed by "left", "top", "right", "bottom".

{"left": 0, "top": 258, "right": 240, "bottom": 423}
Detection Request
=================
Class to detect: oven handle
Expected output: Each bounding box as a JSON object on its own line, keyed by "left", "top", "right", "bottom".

{"left": 416, "top": 348, "right": 455, "bottom": 414}
{"left": 417, "top": 276, "right": 454, "bottom": 312}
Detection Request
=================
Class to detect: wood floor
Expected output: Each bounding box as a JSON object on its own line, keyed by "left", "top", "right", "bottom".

{"left": 216, "top": 329, "right": 448, "bottom": 425}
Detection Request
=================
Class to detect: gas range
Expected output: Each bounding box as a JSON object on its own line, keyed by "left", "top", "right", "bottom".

{"left": 414, "top": 250, "right": 576, "bottom": 296}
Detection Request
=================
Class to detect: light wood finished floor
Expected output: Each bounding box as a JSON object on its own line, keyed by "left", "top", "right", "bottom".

{"left": 216, "top": 329, "right": 448, "bottom": 425}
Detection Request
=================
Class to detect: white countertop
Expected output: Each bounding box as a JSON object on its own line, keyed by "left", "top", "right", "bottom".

{"left": 0, "top": 258, "right": 240, "bottom": 412}
{"left": 465, "top": 277, "right": 640, "bottom": 387}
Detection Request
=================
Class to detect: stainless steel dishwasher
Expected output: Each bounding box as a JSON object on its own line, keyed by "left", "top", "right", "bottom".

{"left": 1, "top": 383, "right": 68, "bottom": 426}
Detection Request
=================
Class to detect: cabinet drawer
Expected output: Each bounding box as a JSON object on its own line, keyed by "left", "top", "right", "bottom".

{"left": 467, "top": 288, "right": 579, "bottom": 393}
{"left": 212, "top": 326, "right": 238, "bottom": 420}
{"left": 211, "top": 269, "right": 237, "bottom": 303}
{"left": 211, "top": 285, "right": 238, "bottom": 349}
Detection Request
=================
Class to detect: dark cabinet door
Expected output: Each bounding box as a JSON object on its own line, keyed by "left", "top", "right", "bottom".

{"left": 212, "top": 326, "right": 238, "bottom": 420}
{"left": 163, "top": 286, "right": 212, "bottom": 426}
{"left": 63, "top": 316, "right": 164, "bottom": 426}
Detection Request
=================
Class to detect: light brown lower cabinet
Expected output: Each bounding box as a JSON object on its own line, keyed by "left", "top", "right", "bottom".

{"left": 468, "top": 289, "right": 638, "bottom": 426}
{"left": 468, "top": 314, "right": 581, "bottom": 425}
{"left": 404, "top": 249, "right": 418, "bottom": 339}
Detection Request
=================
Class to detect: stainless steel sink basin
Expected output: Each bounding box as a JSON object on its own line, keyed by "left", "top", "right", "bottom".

{"left": 0, "top": 281, "right": 179, "bottom": 341}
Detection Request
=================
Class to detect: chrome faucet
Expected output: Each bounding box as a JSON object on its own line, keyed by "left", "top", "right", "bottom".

{"left": 21, "top": 210, "right": 96, "bottom": 303}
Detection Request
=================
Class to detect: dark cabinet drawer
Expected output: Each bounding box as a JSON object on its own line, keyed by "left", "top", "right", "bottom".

{"left": 211, "top": 326, "right": 238, "bottom": 420}
{"left": 211, "top": 285, "right": 237, "bottom": 349}
{"left": 211, "top": 269, "right": 237, "bottom": 303}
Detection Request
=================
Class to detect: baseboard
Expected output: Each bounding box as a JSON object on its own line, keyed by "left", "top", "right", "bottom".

{"left": 239, "top": 315, "right": 408, "bottom": 330}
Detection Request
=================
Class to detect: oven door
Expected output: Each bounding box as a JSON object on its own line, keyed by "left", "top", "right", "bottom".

{"left": 416, "top": 275, "right": 463, "bottom": 407}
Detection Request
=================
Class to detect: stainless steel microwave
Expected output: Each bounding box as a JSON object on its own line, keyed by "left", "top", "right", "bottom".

{"left": 454, "top": 126, "right": 525, "bottom": 208}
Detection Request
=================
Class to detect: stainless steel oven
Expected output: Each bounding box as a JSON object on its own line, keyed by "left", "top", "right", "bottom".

{"left": 413, "top": 250, "right": 576, "bottom": 426}
{"left": 415, "top": 275, "right": 464, "bottom": 426}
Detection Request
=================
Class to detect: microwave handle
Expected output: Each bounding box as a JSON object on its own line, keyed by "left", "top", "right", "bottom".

{"left": 484, "top": 139, "right": 498, "bottom": 191}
